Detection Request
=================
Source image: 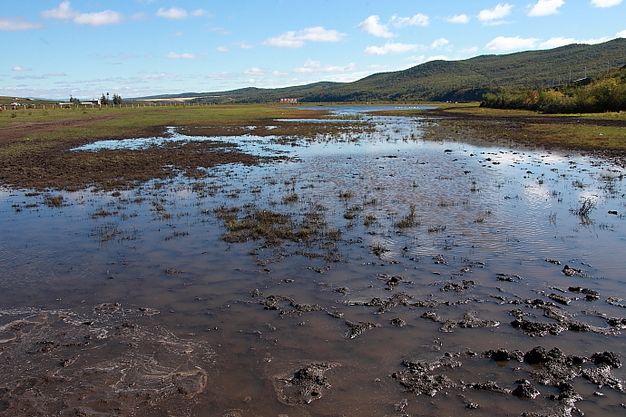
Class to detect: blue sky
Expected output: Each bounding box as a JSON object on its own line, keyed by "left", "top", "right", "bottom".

{"left": 1, "top": 0, "right": 625, "bottom": 99}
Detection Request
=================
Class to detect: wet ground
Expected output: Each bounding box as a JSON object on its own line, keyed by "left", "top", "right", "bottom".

{"left": 1, "top": 106, "right": 625, "bottom": 416}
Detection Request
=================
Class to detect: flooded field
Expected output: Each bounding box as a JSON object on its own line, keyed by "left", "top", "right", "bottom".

{"left": 1, "top": 106, "right": 625, "bottom": 417}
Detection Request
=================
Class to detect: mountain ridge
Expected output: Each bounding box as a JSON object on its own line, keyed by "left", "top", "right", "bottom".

{"left": 136, "top": 38, "right": 626, "bottom": 103}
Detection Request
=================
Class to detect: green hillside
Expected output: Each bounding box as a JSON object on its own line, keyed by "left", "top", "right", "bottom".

{"left": 138, "top": 38, "right": 626, "bottom": 103}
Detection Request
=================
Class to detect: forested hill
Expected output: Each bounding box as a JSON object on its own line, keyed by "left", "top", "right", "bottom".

{"left": 138, "top": 38, "right": 626, "bottom": 103}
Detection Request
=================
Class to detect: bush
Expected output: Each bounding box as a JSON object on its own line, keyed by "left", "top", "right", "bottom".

{"left": 482, "top": 67, "right": 626, "bottom": 113}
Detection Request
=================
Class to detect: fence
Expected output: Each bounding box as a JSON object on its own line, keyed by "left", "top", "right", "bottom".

{"left": 0, "top": 102, "right": 224, "bottom": 111}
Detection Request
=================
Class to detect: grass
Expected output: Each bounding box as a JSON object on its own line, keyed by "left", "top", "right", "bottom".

{"left": 572, "top": 198, "right": 596, "bottom": 217}
{"left": 0, "top": 105, "right": 332, "bottom": 150}
{"left": 524, "top": 124, "right": 626, "bottom": 151}
{"left": 389, "top": 105, "right": 626, "bottom": 154}
{"left": 0, "top": 104, "right": 358, "bottom": 190}
{"left": 371, "top": 101, "right": 626, "bottom": 121}
{"left": 395, "top": 205, "right": 418, "bottom": 229}
{"left": 44, "top": 194, "right": 64, "bottom": 207}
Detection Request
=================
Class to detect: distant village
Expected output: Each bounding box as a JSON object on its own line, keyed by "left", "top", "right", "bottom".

{"left": 2, "top": 93, "right": 123, "bottom": 111}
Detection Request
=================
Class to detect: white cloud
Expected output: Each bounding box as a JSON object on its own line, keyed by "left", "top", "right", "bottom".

{"left": 191, "top": 9, "right": 208, "bottom": 17}
{"left": 364, "top": 42, "right": 418, "bottom": 56}
{"left": 264, "top": 26, "right": 345, "bottom": 48}
{"left": 528, "top": 0, "right": 565, "bottom": 16}
{"left": 579, "top": 36, "right": 611, "bottom": 44}
{"left": 431, "top": 38, "right": 450, "bottom": 48}
{"left": 617, "top": 29, "right": 626, "bottom": 37}
{"left": 42, "top": 1, "right": 122, "bottom": 26}
{"left": 166, "top": 52, "right": 195, "bottom": 59}
{"left": 13, "top": 72, "right": 67, "bottom": 80}
{"left": 539, "top": 36, "right": 576, "bottom": 48}
{"left": 216, "top": 46, "right": 228, "bottom": 53}
{"left": 409, "top": 55, "right": 450, "bottom": 65}
{"left": 156, "top": 7, "right": 208, "bottom": 19}
{"left": 42, "top": 1, "right": 74, "bottom": 20}
{"left": 486, "top": 36, "right": 538, "bottom": 51}
{"left": 244, "top": 67, "right": 264, "bottom": 76}
{"left": 391, "top": 13, "right": 429, "bottom": 27}
{"left": 539, "top": 35, "right": 613, "bottom": 48}
{"left": 293, "top": 60, "right": 356, "bottom": 74}
{"left": 156, "top": 7, "right": 187, "bottom": 19}
{"left": 237, "top": 42, "right": 252, "bottom": 49}
{"left": 12, "top": 65, "right": 31, "bottom": 72}
{"left": 74, "top": 11, "right": 122, "bottom": 26}
{"left": 0, "top": 18, "right": 41, "bottom": 31}
{"left": 478, "top": 3, "right": 513, "bottom": 24}
{"left": 358, "top": 15, "right": 394, "bottom": 38}
{"left": 447, "top": 14, "right": 470, "bottom": 24}
{"left": 591, "top": 0, "right": 622, "bottom": 7}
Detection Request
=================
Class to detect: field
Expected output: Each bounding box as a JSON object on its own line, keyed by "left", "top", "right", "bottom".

{"left": 0, "top": 104, "right": 366, "bottom": 190}
{"left": 2, "top": 103, "right": 625, "bottom": 190}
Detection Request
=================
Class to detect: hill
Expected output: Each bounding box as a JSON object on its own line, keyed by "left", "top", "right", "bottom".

{"left": 137, "top": 38, "right": 626, "bottom": 103}
{"left": 0, "top": 96, "right": 55, "bottom": 106}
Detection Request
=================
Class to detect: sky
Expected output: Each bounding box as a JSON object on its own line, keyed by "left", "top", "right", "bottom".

{"left": 1, "top": 0, "right": 625, "bottom": 99}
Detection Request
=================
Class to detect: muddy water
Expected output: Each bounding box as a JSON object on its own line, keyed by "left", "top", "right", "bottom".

{"left": 1, "top": 107, "right": 625, "bottom": 416}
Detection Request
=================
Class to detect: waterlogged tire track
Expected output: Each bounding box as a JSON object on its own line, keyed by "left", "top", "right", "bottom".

{"left": 0, "top": 304, "right": 213, "bottom": 416}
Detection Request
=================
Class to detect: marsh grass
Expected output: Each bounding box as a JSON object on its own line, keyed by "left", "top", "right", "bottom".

{"left": 282, "top": 193, "right": 299, "bottom": 204}
{"left": 338, "top": 190, "right": 354, "bottom": 200}
{"left": 395, "top": 205, "right": 418, "bottom": 229}
{"left": 44, "top": 194, "right": 64, "bottom": 208}
{"left": 572, "top": 198, "right": 596, "bottom": 217}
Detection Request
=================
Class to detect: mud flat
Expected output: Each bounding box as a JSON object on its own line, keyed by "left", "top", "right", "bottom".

{"left": 1, "top": 105, "right": 625, "bottom": 416}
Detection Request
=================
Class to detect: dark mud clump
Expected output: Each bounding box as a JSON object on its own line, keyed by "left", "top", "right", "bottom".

{"left": 523, "top": 346, "right": 584, "bottom": 385}
{"left": 0, "top": 305, "right": 213, "bottom": 416}
{"left": 360, "top": 292, "right": 413, "bottom": 313}
{"left": 345, "top": 320, "right": 378, "bottom": 339}
{"left": 512, "top": 379, "right": 541, "bottom": 399}
{"left": 591, "top": 351, "right": 622, "bottom": 369}
{"left": 420, "top": 311, "right": 500, "bottom": 333}
{"left": 392, "top": 355, "right": 461, "bottom": 397}
{"left": 272, "top": 362, "right": 339, "bottom": 405}
{"left": 485, "top": 348, "right": 523, "bottom": 362}
{"left": 390, "top": 317, "right": 407, "bottom": 328}
{"left": 441, "top": 279, "right": 475, "bottom": 292}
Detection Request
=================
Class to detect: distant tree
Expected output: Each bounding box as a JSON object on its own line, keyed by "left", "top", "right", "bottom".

{"left": 69, "top": 95, "right": 80, "bottom": 104}
{"left": 112, "top": 94, "right": 122, "bottom": 105}
{"left": 100, "top": 93, "right": 109, "bottom": 105}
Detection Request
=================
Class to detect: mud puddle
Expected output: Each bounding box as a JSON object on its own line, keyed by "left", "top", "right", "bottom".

{"left": 1, "top": 106, "right": 625, "bottom": 416}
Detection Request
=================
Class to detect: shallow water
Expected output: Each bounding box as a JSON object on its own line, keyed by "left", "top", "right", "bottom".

{"left": 1, "top": 108, "right": 625, "bottom": 416}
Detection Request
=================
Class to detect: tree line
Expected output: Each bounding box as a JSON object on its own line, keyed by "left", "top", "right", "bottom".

{"left": 68, "top": 93, "right": 123, "bottom": 105}
{"left": 481, "top": 67, "right": 626, "bottom": 113}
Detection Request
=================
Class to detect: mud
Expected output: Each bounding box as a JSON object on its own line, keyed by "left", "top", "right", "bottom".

{"left": 0, "top": 305, "right": 213, "bottom": 416}
{"left": 272, "top": 362, "right": 339, "bottom": 405}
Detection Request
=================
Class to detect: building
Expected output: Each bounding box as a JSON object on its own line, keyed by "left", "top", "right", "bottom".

{"left": 81, "top": 99, "right": 101, "bottom": 106}
{"left": 279, "top": 98, "right": 298, "bottom": 104}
